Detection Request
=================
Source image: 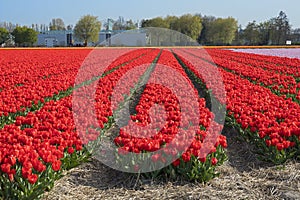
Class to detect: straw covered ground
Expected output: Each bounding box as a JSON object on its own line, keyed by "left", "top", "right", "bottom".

{"left": 42, "top": 126, "right": 300, "bottom": 200}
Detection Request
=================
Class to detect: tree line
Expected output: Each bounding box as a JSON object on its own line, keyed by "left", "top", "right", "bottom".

{"left": 140, "top": 14, "right": 238, "bottom": 45}
{"left": 0, "top": 11, "right": 299, "bottom": 47}
{"left": 237, "top": 11, "right": 292, "bottom": 45}
{"left": 141, "top": 11, "right": 295, "bottom": 46}
{"left": 0, "top": 26, "right": 38, "bottom": 46}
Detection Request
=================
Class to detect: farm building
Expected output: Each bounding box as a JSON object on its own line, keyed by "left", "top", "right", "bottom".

{"left": 98, "top": 30, "right": 148, "bottom": 46}
{"left": 37, "top": 30, "right": 73, "bottom": 47}
{"left": 37, "top": 29, "right": 148, "bottom": 47}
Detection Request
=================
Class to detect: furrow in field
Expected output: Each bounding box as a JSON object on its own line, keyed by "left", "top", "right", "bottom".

{"left": 112, "top": 49, "right": 227, "bottom": 174}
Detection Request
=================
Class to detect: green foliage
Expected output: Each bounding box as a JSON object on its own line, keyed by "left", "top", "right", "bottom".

{"left": 239, "top": 11, "right": 291, "bottom": 46}
{"left": 198, "top": 15, "right": 216, "bottom": 44}
{"left": 204, "top": 17, "right": 238, "bottom": 45}
{"left": 177, "top": 146, "right": 227, "bottom": 182}
{"left": 141, "top": 14, "right": 240, "bottom": 45}
{"left": 112, "top": 17, "right": 137, "bottom": 30}
{"left": 141, "top": 17, "right": 170, "bottom": 29}
{"left": 0, "top": 27, "right": 9, "bottom": 45}
{"left": 257, "top": 21, "right": 272, "bottom": 45}
{"left": 49, "top": 18, "right": 66, "bottom": 31}
{"left": 225, "top": 113, "right": 299, "bottom": 164}
{"left": 241, "top": 21, "right": 261, "bottom": 45}
{"left": 268, "top": 11, "right": 291, "bottom": 45}
{"left": 0, "top": 148, "right": 91, "bottom": 200}
{"left": 176, "top": 14, "right": 202, "bottom": 40}
{"left": 141, "top": 17, "right": 170, "bottom": 46}
{"left": 165, "top": 15, "right": 179, "bottom": 30}
{"left": 141, "top": 15, "right": 202, "bottom": 46}
{"left": 141, "top": 15, "right": 202, "bottom": 41}
{"left": 74, "top": 15, "right": 101, "bottom": 46}
{"left": 11, "top": 26, "right": 38, "bottom": 46}
{"left": 142, "top": 145, "right": 227, "bottom": 182}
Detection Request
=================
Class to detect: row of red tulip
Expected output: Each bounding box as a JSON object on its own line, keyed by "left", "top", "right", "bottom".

{"left": 0, "top": 50, "right": 90, "bottom": 91}
{"left": 172, "top": 49, "right": 226, "bottom": 105}
{"left": 0, "top": 96, "right": 80, "bottom": 184}
{"left": 0, "top": 49, "right": 160, "bottom": 189}
{"left": 198, "top": 50, "right": 300, "bottom": 100}
{"left": 0, "top": 49, "right": 149, "bottom": 118}
{"left": 175, "top": 49, "right": 300, "bottom": 163}
{"left": 216, "top": 49, "right": 300, "bottom": 77}
{"left": 208, "top": 49, "right": 300, "bottom": 68}
{"left": 206, "top": 49, "right": 300, "bottom": 97}
{"left": 113, "top": 50, "right": 227, "bottom": 174}
{"left": 74, "top": 48, "right": 153, "bottom": 84}
{"left": 73, "top": 49, "right": 161, "bottom": 144}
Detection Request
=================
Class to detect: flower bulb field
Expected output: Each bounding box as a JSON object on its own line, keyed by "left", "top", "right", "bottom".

{"left": 0, "top": 47, "right": 300, "bottom": 199}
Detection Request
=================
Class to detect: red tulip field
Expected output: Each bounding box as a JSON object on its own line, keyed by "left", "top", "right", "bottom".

{"left": 0, "top": 48, "right": 299, "bottom": 199}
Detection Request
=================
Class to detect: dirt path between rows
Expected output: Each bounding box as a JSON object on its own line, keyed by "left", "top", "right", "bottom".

{"left": 43, "top": 127, "right": 300, "bottom": 200}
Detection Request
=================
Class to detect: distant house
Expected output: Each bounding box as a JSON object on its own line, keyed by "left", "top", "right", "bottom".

{"left": 37, "top": 29, "right": 148, "bottom": 47}
{"left": 98, "top": 30, "right": 148, "bottom": 46}
{"left": 37, "top": 30, "right": 73, "bottom": 47}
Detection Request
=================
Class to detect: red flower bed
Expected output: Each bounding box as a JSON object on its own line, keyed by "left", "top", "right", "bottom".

{"left": 0, "top": 97, "right": 78, "bottom": 182}
{"left": 208, "top": 49, "right": 300, "bottom": 69}
{"left": 113, "top": 50, "right": 227, "bottom": 178}
{"left": 73, "top": 49, "right": 161, "bottom": 143}
{"left": 0, "top": 49, "right": 146, "bottom": 117}
{"left": 0, "top": 49, "right": 162, "bottom": 199}
{"left": 2, "top": 47, "right": 299, "bottom": 198}
{"left": 203, "top": 49, "right": 300, "bottom": 99}
{"left": 172, "top": 49, "right": 226, "bottom": 105}
{"left": 175, "top": 49, "right": 300, "bottom": 163}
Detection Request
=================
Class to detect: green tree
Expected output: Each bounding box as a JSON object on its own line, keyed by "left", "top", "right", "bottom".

{"left": 142, "top": 15, "right": 202, "bottom": 40}
{"left": 177, "top": 14, "right": 202, "bottom": 40}
{"left": 257, "top": 21, "right": 271, "bottom": 45}
{"left": 74, "top": 15, "right": 101, "bottom": 46}
{"left": 269, "top": 11, "right": 291, "bottom": 45}
{"left": 112, "top": 17, "right": 137, "bottom": 30}
{"left": 12, "top": 26, "right": 38, "bottom": 46}
{"left": 112, "top": 17, "right": 124, "bottom": 30}
{"left": 205, "top": 17, "right": 238, "bottom": 45}
{"left": 141, "top": 15, "right": 202, "bottom": 45}
{"left": 165, "top": 15, "right": 179, "bottom": 30}
{"left": 0, "top": 27, "right": 9, "bottom": 45}
{"left": 242, "top": 21, "right": 261, "bottom": 45}
{"left": 198, "top": 15, "right": 216, "bottom": 44}
{"left": 141, "top": 17, "right": 169, "bottom": 46}
{"left": 164, "top": 15, "right": 180, "bottom": 44}
{"left": 232, "top": 25, "right": 243, "bottom": 45}
{"left": 141, "top": 17, "right": 169, "bottom": 29}
{"left": 290, "top": 28, "right": 300, "bottom": 44}
{"left": 125, "top": 20, "right": 137, "bottom": 30}
{"left": 49, "top": 18, "right": 66, "bottom": 31}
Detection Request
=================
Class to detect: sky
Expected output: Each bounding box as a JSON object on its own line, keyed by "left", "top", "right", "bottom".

{"left": 0, "top": 0, "right": 300, "bottom": 29}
